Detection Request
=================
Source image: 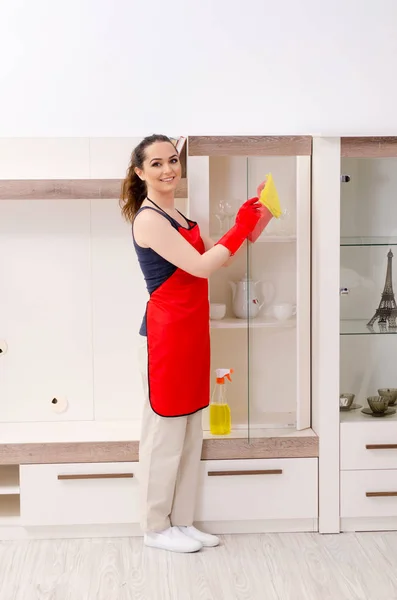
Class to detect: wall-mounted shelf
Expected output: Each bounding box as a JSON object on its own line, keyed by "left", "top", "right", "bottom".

{"left": 0, "top": 178, "right": 188, "bottom": 200}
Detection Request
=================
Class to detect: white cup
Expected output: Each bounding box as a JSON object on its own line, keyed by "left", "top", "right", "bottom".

{"left": 273, "top": 303, "right": 296, "bottom": 321}
{"left": 210, "top": 303, "right": 226, "bottom": 320}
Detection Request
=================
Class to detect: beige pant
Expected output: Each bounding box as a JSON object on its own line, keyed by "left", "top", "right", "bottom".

{"left": 138, "top": 336, "right": 203, "bottom": 532}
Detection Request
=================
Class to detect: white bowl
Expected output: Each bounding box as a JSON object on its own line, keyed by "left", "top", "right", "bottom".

{"left": 210, "top": 303, "right": 226, "bottom": 320}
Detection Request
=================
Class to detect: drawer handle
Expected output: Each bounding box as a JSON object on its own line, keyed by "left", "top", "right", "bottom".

{"left": 366, "top": 491, "right": 397, "bottom": 497}
{"left": 57, "top": 473, "right": 134, "bottom": 480}
{"left": 208, "top": 469, "right": 283, "bottom": 477}
{"left": 366, "top": 444, "right": 397, "bottom": 450}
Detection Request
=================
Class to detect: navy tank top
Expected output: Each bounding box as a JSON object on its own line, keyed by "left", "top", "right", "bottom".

{"left": 132, "top": 200, "right": 192, "bottom": 336}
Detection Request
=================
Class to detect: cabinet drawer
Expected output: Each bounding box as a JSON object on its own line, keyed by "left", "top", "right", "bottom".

{"left": 20, "top": 462, "right": 140, "bottom": 526}
{"left": 196, "top": 458, "right": 317, "bottom": 522}
{"left": 341, "top": 469, "right": 397, "bottom": 518}
{"left": 341, "top": 422, "right": 397, "bottom": 470}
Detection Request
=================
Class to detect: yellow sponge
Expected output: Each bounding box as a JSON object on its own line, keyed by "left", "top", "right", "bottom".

{"left": 259, "top": 173, "right": 282, "bottom": 218}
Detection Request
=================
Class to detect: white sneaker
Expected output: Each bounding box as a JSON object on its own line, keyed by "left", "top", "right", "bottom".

{"left": 144, "top": 526, "right": 203, "bottom": 553}
{"left": 178, "top": 526, "right": 220, "bottom": 547}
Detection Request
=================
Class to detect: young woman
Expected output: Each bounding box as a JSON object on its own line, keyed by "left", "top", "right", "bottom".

{"left": 120, "top": 134, "right": 261, "bottom": 553}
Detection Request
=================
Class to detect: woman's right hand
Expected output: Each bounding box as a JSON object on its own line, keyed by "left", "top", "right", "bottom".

{"left": 235, "top": 197, "right": 262, "bottom": 235}
{"left": 215, "top": 197, "right": 262, "bottom": 257}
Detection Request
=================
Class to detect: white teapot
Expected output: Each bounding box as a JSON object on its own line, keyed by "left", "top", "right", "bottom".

{"left": 229, "top": 274, "right": 274, "bottom": 319}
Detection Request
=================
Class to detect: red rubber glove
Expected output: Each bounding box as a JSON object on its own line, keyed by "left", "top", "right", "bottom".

{"left": 216, "top": 197, "right": 262, "bottom": 255}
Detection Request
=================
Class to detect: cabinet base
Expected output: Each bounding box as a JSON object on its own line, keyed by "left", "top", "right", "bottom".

{"left": 341, "top": 516, "right": 397, "bottom": 532}
{"left": 0, "top": 518, "right": 318, "bottom": 540}
{"left": 196, "top": 518, "right": 318, "bottom": 535}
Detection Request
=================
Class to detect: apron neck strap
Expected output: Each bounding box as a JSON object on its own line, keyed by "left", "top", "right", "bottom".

{"left": 146, "top": 197, "right": 165, "bottom": 213}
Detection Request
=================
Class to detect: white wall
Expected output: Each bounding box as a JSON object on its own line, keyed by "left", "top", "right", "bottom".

{"left": 1, "top": 0, "right": 397, "bottom": 137}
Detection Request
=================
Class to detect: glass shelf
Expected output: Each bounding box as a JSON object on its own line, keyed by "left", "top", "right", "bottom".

{"left": 255, "top": 234, "right": 296, "bottom": 243}
{"left": 210, "top": 234, "right": 296, "bottom": 243}
{"left": 341, "top": 236, "right": 397, "bottom": 247}
{"left": 341, "top": 319, "right": 397, "bottom": 336}
{"left": 210, "top": 317, "right": 296, "bottom": 330}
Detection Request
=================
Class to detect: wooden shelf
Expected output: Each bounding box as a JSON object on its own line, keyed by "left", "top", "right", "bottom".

{"left": 0, "top": 427, "right": 318, "bottom": 465}
{"left": 341, "top": 137, "right": 397, "bottom": 158}
{"left": 0, "top": 178, "right": 188, "bottom": 200}
{"left": 188, "top": 136, "right": 312, "bottom": 157}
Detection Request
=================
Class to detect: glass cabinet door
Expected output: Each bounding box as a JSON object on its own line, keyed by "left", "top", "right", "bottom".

{"left": 340, "top": 142, "right": 397, "bottom": 421}
{"left": 187, "top": 137, "right": 311, "bottom": 440}
{"left": 207, "top": 156, "right": 251, "bottom": 434}
{"left": 246, "top": 156, "right": 311, "bottom": 438}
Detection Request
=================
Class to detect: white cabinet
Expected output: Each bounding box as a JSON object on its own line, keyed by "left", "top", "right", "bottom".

{"left": 312, "top": 136, "right": 397, "bottom": 533}
{"left": 196, "top": 458, "right": 318, "bottom": 527}
{"left": 17, "top": 458, "right": 317, "bottom": 533}
{"left": 0, "top": 137, "right": 318, "bottom": 538}
{"left": 0, "top": 200, "right": 93, "bottom": 422}
{"left": 340, "top": 419, "right": 397, "bottom": 531}
{"left": 341, "top": 421, "right": 397, "bottom": 471}
{"left": 341, "top": 470, "right": 397, "bottom": 519}
{"left": 20, "top": 462, "right": 140, "bottom": 526}
{"left": 339, "top": 144, "right": 397, "bottom": 532}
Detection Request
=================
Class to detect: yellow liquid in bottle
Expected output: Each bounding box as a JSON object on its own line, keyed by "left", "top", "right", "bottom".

{"left": 210, "top": 404, "right": 231, "bottom": 435}
{"left": 223, "top": 403, "right": 231, "bottom": 435}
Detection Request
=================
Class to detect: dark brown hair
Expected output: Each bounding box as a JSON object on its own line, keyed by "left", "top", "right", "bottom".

{"left": 120, "top": 134, "right": 173, "bottom": 222}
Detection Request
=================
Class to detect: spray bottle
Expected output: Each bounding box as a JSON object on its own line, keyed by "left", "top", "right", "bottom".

{"left": 210, "top": 369, "right": 233, "bottom": 435}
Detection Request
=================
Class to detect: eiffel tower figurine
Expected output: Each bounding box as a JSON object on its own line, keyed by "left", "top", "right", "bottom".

{"left": 367, "top": 249, "right": 397, "bottom": 332}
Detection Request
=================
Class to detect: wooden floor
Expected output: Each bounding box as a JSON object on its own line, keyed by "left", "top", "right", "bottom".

{"left": 1, "top": 532, "right": 397, "bottom": 600}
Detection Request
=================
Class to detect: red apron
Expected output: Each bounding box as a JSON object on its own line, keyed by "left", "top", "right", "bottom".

{"left": 146, "top": 220, "right": 210, "bottom": 417}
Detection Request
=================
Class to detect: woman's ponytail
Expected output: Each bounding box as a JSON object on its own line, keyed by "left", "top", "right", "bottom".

{"left": 120, "top": 164, "right": 147, "bottom": 222}
{"left": 120, "top": 134, "right": 172, "bottom": 222}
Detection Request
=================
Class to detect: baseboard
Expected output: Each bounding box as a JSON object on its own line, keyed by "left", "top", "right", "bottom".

{"left": 0, "top": 523, "right": 142, "bottom": 540}
{"left": 341, "top": 516, "right": 397, "bottom": 532}
{"left": 196, "top": 518, "right": 318, "bottom": 534}
{"left": 0, "top": 518, "right": 318, "bottom": 540}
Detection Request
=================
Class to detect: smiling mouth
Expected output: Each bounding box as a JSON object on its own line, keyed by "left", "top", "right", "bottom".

{"left": 160, "top": 177, "right": 175, "bottom": 183}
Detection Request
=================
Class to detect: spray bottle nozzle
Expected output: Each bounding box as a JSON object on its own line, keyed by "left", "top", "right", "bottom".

{"left": 215, "top": 368, "right": 233, "bottom": 384}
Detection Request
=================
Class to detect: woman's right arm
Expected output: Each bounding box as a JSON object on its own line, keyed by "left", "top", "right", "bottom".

{"left": 134, "top": 210, "right": 231, "bottom": 279}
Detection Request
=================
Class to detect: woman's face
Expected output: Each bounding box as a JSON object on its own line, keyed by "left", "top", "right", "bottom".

{"left": 136, "top": 141, "right": 181, "bottom": 194}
